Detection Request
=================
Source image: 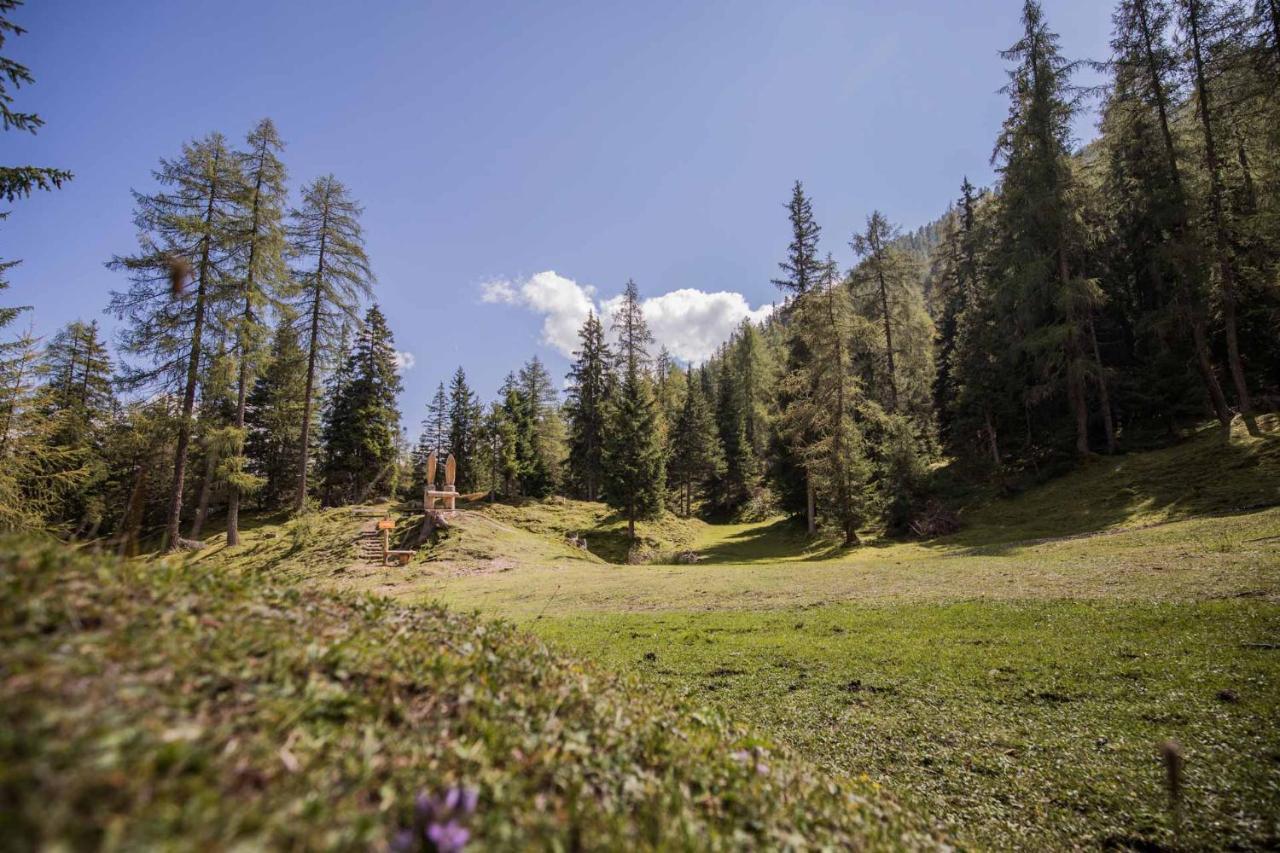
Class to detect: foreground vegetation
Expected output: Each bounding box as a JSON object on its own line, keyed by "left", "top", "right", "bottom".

{"left": 402, "top": 422, "right": 1280, "bottom": 849}
{"left": 0, "top": 541, "right": 937, "bottom": 849}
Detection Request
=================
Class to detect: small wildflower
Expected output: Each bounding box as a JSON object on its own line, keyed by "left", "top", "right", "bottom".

{"left": 394, "top": 786, "right": 479, "bottom": 852}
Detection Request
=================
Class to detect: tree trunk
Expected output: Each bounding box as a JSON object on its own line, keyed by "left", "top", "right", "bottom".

{"left": 228, "top": 164, "right": 267, "bottom": 547}
{"left": 805, "top": 475, "right": 816, "bottom": 535}
{"left": 983, "top": 406, "right": 1000, "bottom": 466}
{"left": 294, "top": 230, "right": 328, "bottom": 514}
{"left": 1059, "top": 253, "right": 1091, "bottom": 457}
{"left": 1136, "top": 0, "right": 1232, "bottom": 428}
{"left": 1188, "top": 0, "right": 1253, "bottom": 416}
{"left": 189, "top": 443, "right": 216, "bottom": 541}
{"left": 118, "top": 461, "right": 149, "bottom": 558}
{"left": 1189, "top": 311, "right": 1233, "bottom": 425}
{"left": 1087, "top": 315, "right": 1117, "bottom": 454}
{"left": 163, "top": 166, "right": 218, "bottom": 551}
{"left": 875, "top": 267, "right": 898, "bottom": 412}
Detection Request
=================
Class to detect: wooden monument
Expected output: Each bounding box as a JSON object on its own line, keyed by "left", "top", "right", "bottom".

{"left": 424, "top": 451, "right": 459, "bottom": 513}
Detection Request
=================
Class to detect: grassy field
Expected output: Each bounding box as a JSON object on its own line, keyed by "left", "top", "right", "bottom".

{"left": 14, "top": 419, "right": 1273, "bottom": 849}
{"left": 0, "top": 535, "right": 935, "bottom": 850}
{"left": 382, "top": 419, "right": 1280, "bottom": 850}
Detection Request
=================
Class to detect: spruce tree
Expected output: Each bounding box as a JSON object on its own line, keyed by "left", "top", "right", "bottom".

{"left": 519, "top": 355, "right": 562, "bottom": 496}
{"left": 565, "top": 311, "right": 613, "bottom": 501}
{"left": 225, "top": 118, "right": 288, "bottom": 545}
{"left": 289, "top": 175, "right": 373, "bottom": 511}
{"left": 107, "top": 132, "right": 243, "bottom": 549}
{"left": 447, "top": 367, "right": 480, "bottom": 492}
{"left": 604, "top": 282, "right": 664, "bottom": 538}
{"left": 245, "top": 323, "right": 309, "bottom": 509}
{"left": 772, "top": 181, "right": 823, "bottom": 296}
{"left": 991, "top": 1, "right": 1107, "bottom": 456}
{"left": 783, "top": 261, "right": 878, "bottom": 545}
{"left": 668, "top": 370, "right": 724, "bottom": 517}
{"left": 1181, "top": 0, "right": 1254, "bottom": 417}
{"left": 318, "top": 305, "right": 401, "bottom": 504}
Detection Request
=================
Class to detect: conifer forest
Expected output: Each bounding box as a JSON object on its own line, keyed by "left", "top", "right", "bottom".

{"left": 2, "top": 1, "right": 1279, "bottom": 849}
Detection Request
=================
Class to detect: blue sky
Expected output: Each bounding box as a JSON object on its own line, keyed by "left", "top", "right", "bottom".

{"left": 5, "top": 0, "right": 1113, "bottom": 424}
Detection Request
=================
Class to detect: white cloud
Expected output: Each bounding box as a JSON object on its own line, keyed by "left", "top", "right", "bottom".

{"left": 480, "top": 278, "right": 518, "bottom": 304}
{"left": 639, "top": 289, "right": 774, "bottom": 363}
{"left": 392, "top": 350, "right": 416, "bottom": 372}
{"left": 480, "top": 270, "right": 773, "bottom": 363}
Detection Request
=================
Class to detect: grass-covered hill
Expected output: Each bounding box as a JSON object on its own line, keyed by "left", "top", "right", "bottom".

{"left": 0, "top": 539, "right": 941, "bottom": 850}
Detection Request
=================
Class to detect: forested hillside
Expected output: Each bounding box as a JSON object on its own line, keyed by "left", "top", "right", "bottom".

{"left": 5, "top": 2, "right": 1278, "bottom": 548}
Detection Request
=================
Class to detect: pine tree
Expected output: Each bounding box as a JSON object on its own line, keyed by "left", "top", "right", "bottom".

{"left": 245, "top": 322, "right": 309, "bottom": 509}
{"left": 849, "top": 212, "right": 931, "bottom": 415}
{"left": 1101, "top": 0, "right": 1232, "bottom": 428}
{"left": 565, "top": 311, "right": 613, "bottom": 501}
{"left": 991, "top": 1, "right": 1109, "bottom": 456}
{"left": 783, "top": 261, "right": 878, "bottom": 545}
{"left": 0, "top": 0, "right": 72, "bottom": 203}
{"left": 188, "top": 342, "right": 238, "bottom": 541}
{"left": 107, "top": 132, "right": 243, "bottom": 549}
{"left": 225, "top": 118, "right": 289, "bottom": 545}
{"left": 714, "top": 347, "right": 756, "bottom": 509}
{"left": 772, "top": 181, "right": 823, "bottom": 296}
{"left": 447, "top": 367, "right": 480, "bottom": 492}
{"left": 318, "top": 305, "right": 401, "bottom": 504}
{"left": 519, "top": 355, "right": 563, "bottom": 496}
{"left": 1181, "top": 0, "right": 1254, "bottom": 417}
{"left": 289, "top": 175, "right": 373, "bottom": 511}
{"left": 668, "top": 370, "right": 724, "bottom": 517}
{"left": 773, "top": 182, "right": 825, "bottom": 530}
{"left": 604, "top": 281, "right": 664, "bottom": 538}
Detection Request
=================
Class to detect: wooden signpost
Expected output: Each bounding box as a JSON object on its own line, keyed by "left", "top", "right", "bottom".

{"left": 377, "top": 518, "right": 395, "bottom": 565}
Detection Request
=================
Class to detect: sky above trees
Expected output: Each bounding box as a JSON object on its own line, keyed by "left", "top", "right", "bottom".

{"left": 6, "top": 0, "right": 1112, "bottom": 418}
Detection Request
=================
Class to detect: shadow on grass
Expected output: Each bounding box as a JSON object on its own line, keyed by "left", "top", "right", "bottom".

{"left": 695, "top": 518, "right": 850, "bottom": 565}
{"left": 921, "top": 417, "right": 1280, "bottom": 555}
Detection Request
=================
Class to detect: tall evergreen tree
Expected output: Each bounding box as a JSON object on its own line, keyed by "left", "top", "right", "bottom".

{"left": 783, "top": 262, "right": 878, "bottom": 545}
{"left": 447, "top": 367, "right": 480, "bottom": 493}
{"left": 772, "top": 181, "right": 824, "bottom": 296}
{"left": 604, "top": 281, "right": 664, "bottom": 538}
{"left": 565, "top": 311, "right": 613, "bottom": 501}
{"left": 0, "top": 0, "right": 72, "bottom": 203}
{"left": 318, "top": 305, "right": 401, "bottom": 504}
{"left": 1181, "top": 0, "right": 1254, "bottom": 417}
{"left": 245, "top": 322, "right": 309, "bottom": 509}
{"left": 107, "top": 132, "right": 243, "bottom": 549}
{"left": 1101, "top": 0, "right": 1232, "bottom": 428}
{"left": 991, "top": 1, "right": 1109, "bottom": 456}
{"left": 668, "top": 370, "right": 724, "bottom": 517}
{"left": 225, "top": 118, "right": 288, "bottom": 545}
{"left": 289, "top": 175, "right": 373, "bottom": 511}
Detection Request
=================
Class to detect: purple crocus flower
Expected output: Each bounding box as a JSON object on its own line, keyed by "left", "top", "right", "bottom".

{"left": 427, "top": 821, "right": 471, "bottom": 853}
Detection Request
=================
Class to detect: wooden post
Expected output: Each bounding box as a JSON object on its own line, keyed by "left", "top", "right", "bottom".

{"left": 377, "top": 518, "right": 395, "bottom": 566}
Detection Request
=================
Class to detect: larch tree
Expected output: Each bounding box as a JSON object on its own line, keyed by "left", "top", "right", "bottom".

{"left": 107, "top": 132, "right": 243, "bottom": 550}
{"left": 289, "top": 175, "right": 373, "bottom": 511}
{"left": 0, "top": 0, "right": 72, "bottom": 204}
{"left": 225, "top": 118, "right": 288, "bottom": 545}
